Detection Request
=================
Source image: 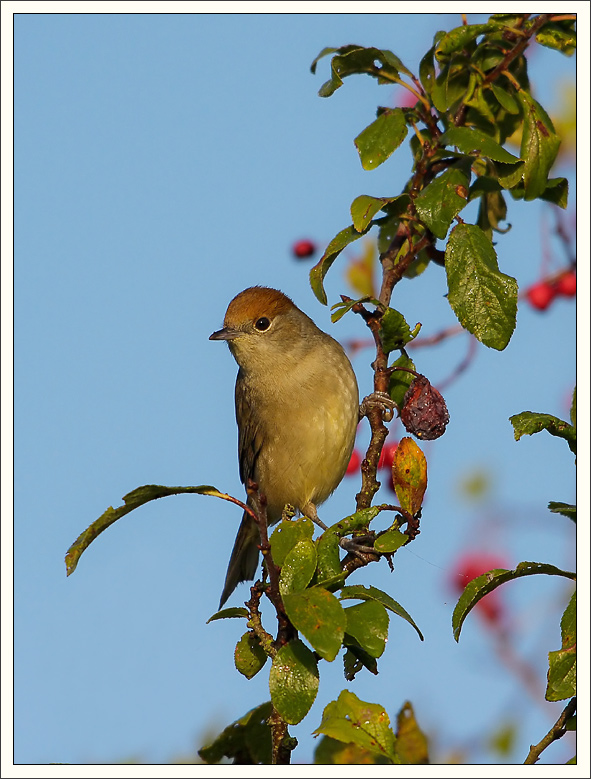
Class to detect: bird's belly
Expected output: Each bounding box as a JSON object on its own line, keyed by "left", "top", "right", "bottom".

{"left": 255, "top": 395, "right": 357, "bottom": 520}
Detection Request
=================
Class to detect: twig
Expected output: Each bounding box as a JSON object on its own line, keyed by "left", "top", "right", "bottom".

{"left": 268, "top": 706, "right": 297, "bottom": 765}
{"left": 245, "top": 584, "right": 276, "bottom": 660}
{"left": 246, "top": 481, "right": 295, "bottom": 649}
{"left": 554, "top": 210, "right": 576, "bottom": 268}
{"left": 246, "top": 485, "right": 297, "bottom": 765}
{"left": 523, "top": 697, "right": 576, "bottom": 764}
{"left": 482, "top": 14, "right": 551, "bottom": 88}
{"left": 437, "top": 334, "right": 479, "bottom": 391}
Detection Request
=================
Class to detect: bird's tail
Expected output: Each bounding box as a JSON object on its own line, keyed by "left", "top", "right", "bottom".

{"left": 219, "top": 510, "right": 261, "bottom": 608}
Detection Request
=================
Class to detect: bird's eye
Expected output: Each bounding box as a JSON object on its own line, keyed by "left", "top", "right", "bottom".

{"left": 254, "top": 317, "right": 271, "bottom": 332}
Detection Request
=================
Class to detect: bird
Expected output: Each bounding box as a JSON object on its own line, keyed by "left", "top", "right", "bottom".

{"left": 210, "top": 286, "right": 359, "bottom": 608}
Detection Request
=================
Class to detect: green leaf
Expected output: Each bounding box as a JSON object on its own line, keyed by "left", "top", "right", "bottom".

{"left": 350, "top": 194, "right": 401, "bottom": 233}
{"left": 279, "top": 539, "right": 317, "bottom": 595}
{"left": 570, "top": 387, "right": 576, "bottom": 430}
{"left": 431, "top": 68, "right": 471, "bottom": 113}
{"left": 510, "top": 177, "right": 569, "bottom": 209}
{"left": 207, "top": 607, "right": 249, "bottom": 623}
{"left": 283, "top": 588, "right": 346, "bottom": 661}
{"left": 510, "top": 411, "right": 576, "bottom": 454}
{"left": 269, "top": 639, "right": 319, "bottom": 725}
{"left": 515, "top": 90, "right": 561, "bottom": 200}
{"left": 380, "top": 307, "right": 421, "bottom": 353}
{"left": 310, "top": 224, "right": 370, "bottom": 305}
{"left": 234, "top": 632, "right": 268, "bottom": 680}
{"left": 414, "top": 166, "right": 469, "bottom": 239}
{"left": 388, "top": 353, "right": 416, "bottom": 409}
{"left": 310, "top": 46, "right": 342, "bottom": 73}
{"left": 453, "top": 562, "right": 576, "bottom": 641}
{"left": 198, "top": 701, "right": 272, "bottom": 764}
{"left": 403, "top": 249, "right": 431, "bottom": 279}
{"left": 473, "top": 45, "right": 506, "bottom": 74}
{"left": 540, "top": 177, "right": 569, "bottom": 209}
{"left": 495, "top": 160, "right": 525, "bottom": 189}
{"left": 445, "top": 223, "right": 517, "bottom": 350}
{"left": 463, "top": 84, "right": 498, "bottom": 129}
{"left": 344, "top": 601, "right": 389, "bottom": 658}
{"left": 354, "top": 109, "right": 408, "bottom": 171}
{"left": 490, "top": 83, "right": 520, "bottom": 114}
{"left": 536, "top": 22, "right": 576, "bottom": 56}
{"left": 313, "top": 690, "right": 399, "bottom": 763}
{"left": 269, "top": 517, "right": 314, "bottom": 567}
{"left": 418, "top": 46, "right": 436, "bottom": 95}
{"left": 339, "top": 584, "right": 424, "bottom": 641}
{"left": 435, "top": 23, "right": 501, "bottom": 57}
{"left": 395, "top": 701, "right": 430, "bottom": 764}
{"left": 317, "top": 46, "right": 403, "bottom": 98}
{"left": 65, "top": 483, "right": 234, "bottom": 576}
{"left": 315, "top": 532, "right": 342, "bottom": 584}
{"left": 440, "top": 126, "right": 520, "bottom": 163}
{"left": 374, "top": 529, "right": 408, "bottom": 554}
{"left": 315, "top": 506, "right": 384, "bottom": 583}
{"left": 314, "top": 734, "right": 390, "bottom": 764}
{"left": 343, "top": 645, "right": 378, "bottom": 680}
{"left": 331, "top": 296, "right": 381, "bottom": 324}
{"left": 378, "top": 48, "right": 414, "bottom": 78}
{"left": 547, "top": 590, "right": 576, "bottom": 701}
{"left": 374, "top": 197, "right": 411, "bottom": 255}
{"left": 548, "top": 502, "right": 576, "bottom": 523}
{"left": 490, "top": 13, "right": 527, "bottom": 27}
{"left": 476, "top": 187, "right": 509, "bottom": 238}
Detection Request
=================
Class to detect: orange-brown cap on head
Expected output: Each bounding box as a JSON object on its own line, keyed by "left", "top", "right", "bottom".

{"left": 223, "top": 287, "right": 295, "bottom": 329}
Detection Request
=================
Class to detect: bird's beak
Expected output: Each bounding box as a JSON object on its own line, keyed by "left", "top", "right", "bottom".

{"left": 209, "top": 326, "right": 240, "bottom": 341}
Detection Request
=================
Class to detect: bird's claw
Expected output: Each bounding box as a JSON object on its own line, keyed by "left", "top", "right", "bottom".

{"left": 339, "top": 537, "right": 379, "bottom": 558}
{"left": 359, "top": 391, "right": 397, "bottom": 423}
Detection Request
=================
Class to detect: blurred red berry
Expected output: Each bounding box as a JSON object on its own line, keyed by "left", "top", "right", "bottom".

{"left": 395, "top": 88, "right": 418, "bottom": 108}
{"left": 526, "top": 281, "right": 556, "bottom": 311}
{"left": 345, "top": 448, "right": 362, "bottom": 475}
{"left": 378, "top": 441, "right": 398, "bottom": 470}
{"left": 292, "top": 239, "right": 317, "bottom": 259}
{"left": 554, "top": 271, "right": 576, "bottom": 297}
{"left": 450, "top": 552, "right": 509, "bottom": 625}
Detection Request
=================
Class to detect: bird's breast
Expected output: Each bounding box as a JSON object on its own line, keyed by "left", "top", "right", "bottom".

{"left": 240, "top": 348, "right": 359, "bottom": 520}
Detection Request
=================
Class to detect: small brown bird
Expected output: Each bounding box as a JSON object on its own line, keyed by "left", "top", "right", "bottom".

{"left": 210, "top": 286, "right": 359, "bottom": 607}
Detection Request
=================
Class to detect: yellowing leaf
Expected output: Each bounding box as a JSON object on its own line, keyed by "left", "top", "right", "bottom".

{"left": 392, "top": 437, "right": 427, "bottom": 515}
{"left": 345, "top": 239, "right": 378, "bottom": 298}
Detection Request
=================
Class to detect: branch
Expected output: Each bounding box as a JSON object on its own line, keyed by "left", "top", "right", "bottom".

{"left": 523, "top": 697, "right": 576, "bottom": 764}
{"left": 482, "top": 14, "right": 552, "bottom": 88}
{"left": 246, "top": 481, "right": 295, "bottom": 650}
{"left": 269, "top": 706, "right": 297, "bottom": 765}
{"left": 245, "top": 584, "right": 276, "bottom": 660}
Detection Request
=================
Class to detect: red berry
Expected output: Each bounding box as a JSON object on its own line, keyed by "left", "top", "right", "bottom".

{"left": 292, "top": 239, "right": 316, "bottom": 259}
{"left": 378, "top": 441, "right": 398, "bottom": 470}
{"left": 345, "top": 449, "right": 362, "bottom": 475}
{"left": 526, "top": 281, "right": 556, "bottom": 311}
{"left": 554, "top": 271, "right": 576, "bottom": 297}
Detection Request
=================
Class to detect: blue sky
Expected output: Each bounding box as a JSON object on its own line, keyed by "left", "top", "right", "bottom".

{"left": 9, "top": 8, "right": 582, "bottom": 768}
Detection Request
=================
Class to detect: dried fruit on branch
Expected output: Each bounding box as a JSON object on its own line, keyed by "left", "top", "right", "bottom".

{"left": 400, "top": 376, "right": 449, "bottom": 440}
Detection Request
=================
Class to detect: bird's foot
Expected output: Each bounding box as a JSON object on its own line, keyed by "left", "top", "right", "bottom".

{"left": 359, "top": 391, "right": 397, "bottom": 423}
{"left": 303, "top": 502, "right": 328, "bottom": 531}
{"left": 339, "top": 536, "right": 379, "bottom": 559}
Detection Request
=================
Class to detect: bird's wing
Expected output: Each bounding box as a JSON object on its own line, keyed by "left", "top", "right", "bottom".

{"left": 235, "top": 374, "right": 263, "bottom": 486}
